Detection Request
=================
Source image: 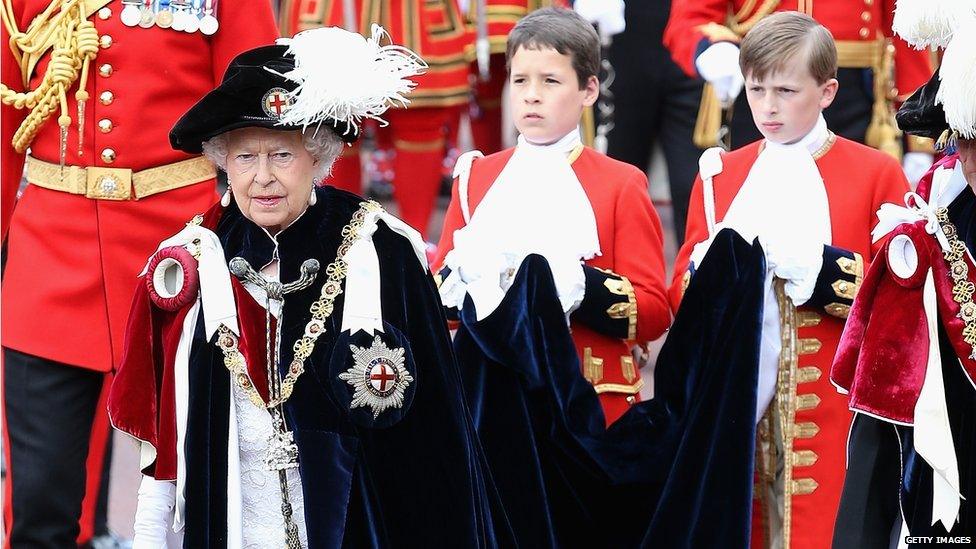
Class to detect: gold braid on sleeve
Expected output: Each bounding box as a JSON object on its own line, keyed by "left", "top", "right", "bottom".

{"left": 0, "top": 0, "right": 100, "bottom": 168}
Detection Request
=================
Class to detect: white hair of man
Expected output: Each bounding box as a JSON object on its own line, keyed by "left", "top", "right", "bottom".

{"left": 201, "top": 128, "right": 344, "bottom": 182}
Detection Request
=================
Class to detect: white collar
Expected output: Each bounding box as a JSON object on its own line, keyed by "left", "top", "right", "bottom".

{"left": 764, "top": 114, "right": 830, "bottom": 157}
{"left": 516, "top": 130, "right": 582, "bottom": 157}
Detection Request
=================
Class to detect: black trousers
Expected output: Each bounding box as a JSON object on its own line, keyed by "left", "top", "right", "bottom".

{"left": 604, "top": 0, "right": 705, "bottom": 245}
{"left": 730, "top": 67, "right": 874, "bottom": 150}
{"left": 3, "top": 347, "right": 106, "bottom": 548}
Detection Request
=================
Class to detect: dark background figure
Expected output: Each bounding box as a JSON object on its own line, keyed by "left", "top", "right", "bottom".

{"left": 603, "top": 0, "right": 704, "bottom": 245}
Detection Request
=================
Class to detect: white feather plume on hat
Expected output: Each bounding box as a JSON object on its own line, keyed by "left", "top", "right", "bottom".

{"left": 935, "top": 15, "right": 976, "bottom": 138}
{"left": 892, "top": 0, "right": 976, "bottom": 49}
{"left": 272, "top": 25, "right": 428, "bottom": 136}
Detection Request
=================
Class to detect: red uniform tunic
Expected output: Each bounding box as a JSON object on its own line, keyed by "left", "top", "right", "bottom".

{"left": 0, "top": 2, "right": 278, "bottom": 543}
{"left": 670, "top": 137, "right": 910, "bottom": 548}
{"left": 663, "top": 0, "right": 932, "bottom": 101}
{"left": 434, "top": 146, "right": 671, "bottom": 424}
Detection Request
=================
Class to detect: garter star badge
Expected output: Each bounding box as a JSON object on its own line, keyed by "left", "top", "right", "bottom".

{"left": 339, "top": 335, "right": 413, "bottom": 419}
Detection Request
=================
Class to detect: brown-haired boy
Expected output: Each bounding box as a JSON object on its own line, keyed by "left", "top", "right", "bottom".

{"left": 432, "top": 7, "right": 670, "bottom": 424}
{"left": 669, "top": 12, "right": 911, "bottom": 548}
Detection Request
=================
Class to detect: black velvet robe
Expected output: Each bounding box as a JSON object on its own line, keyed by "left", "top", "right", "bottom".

{"left": 113, "top": 186, "right": 510, "bottom": 548}
{"left": 452, "top": 228, "right": 766, "bottom": 548}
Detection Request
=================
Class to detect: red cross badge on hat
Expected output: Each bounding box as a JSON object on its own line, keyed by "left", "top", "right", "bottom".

{"left": 339, "top": 335, "right": 413, "bottom": 419}
{"left": 261, "top": 87, "right": 294, "bottom": 119}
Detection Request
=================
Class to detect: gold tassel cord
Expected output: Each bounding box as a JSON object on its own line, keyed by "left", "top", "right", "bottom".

{"left": 0, "top": 0, "right": 98, "bottom": 171}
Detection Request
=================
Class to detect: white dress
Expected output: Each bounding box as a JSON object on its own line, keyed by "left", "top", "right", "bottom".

{"left": 237, "top": 268, "right": 310, "bottom": 549}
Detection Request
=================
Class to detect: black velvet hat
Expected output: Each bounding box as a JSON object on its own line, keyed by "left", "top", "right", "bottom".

{"left": 896, "top": 71, "right": 950, "bottom": 141}
{"left": 170, "top": 27, "right": 427, "bottom": 153}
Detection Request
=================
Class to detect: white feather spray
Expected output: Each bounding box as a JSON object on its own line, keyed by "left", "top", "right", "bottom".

{"left": 272, "top": 25, "right": 428, "bottom": 137}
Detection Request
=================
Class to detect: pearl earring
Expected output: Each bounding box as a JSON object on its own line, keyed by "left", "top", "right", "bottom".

{"left": 308, "top": 185, "right": 318, "bottom": 206}
{"left": 220, "top": 189, "right": 231, "bottom": 207}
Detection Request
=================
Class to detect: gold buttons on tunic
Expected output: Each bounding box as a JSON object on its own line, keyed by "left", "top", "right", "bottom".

{"left": 101, "top": 148, "right": 117, "bottom": 164}
{"left": 98, "top": 119, "right": 113, "bottom": 133}
{"left": 97, "top": 7, "right": 111, "bottom": 19}
{"left": 859, "top": 27, "right": 870, "bottom": 38}
{"left": 99, "top": 91, "right": 114, "bottom": 105}
{"left": 99, "top": 35, "right": 113, "bottom": 49}
{"left": 98, "top": 64, "right": 113, "bottom": 77}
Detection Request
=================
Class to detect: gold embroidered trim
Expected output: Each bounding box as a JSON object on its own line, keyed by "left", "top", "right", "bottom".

{"left": 811, "top": 131, "right": 836, "bottom": 160}
{"left": 775, "top": 278, "right": 799, "bottom": 547}
{"left": 681, "top": 270, "right": 692, "bottom": 296}
{"left": 216, "top": 200, "right": 383, "bottom": 409}
{"left": 832, "top": 279, "right": 856, "bottom": 300}
{"left": 825, "top": 302, "right": 852, "bottom": 319}
{"left": 936, "top": 207, "right": 976, "bottom": 359}
{"left": 583, "top": 347, "right": 604, "bottom": 384}
{"left": 791, "top": 478, "right": 819, "bottom": 495}
{"left": 593, "top": 378, "right": 644, "bottom": 395}
{"left": 796, "top": 393, "right": 821, "bottom": 411}
{"left": 797, "top": 310, "right": 821, "bottom": 328}
{"left": 797, "top": 366, "right": 822, "bottom": 384}
{"left": 620, "top": 275, "right": 637, "bottom": 341}
{"left": 567, "top": 144, "right": 584, "bottom": 164}
{"left": 793, "top": 449, "right": 818, "bottom": 467}
{"left": 621, "top": 355, "right": 637, "bottom": 383}
{"left": 794, "top": 422, "right": 820, "bottom": 438}
{"left": 797, "top": 338, "right": 822, "bottom": 355}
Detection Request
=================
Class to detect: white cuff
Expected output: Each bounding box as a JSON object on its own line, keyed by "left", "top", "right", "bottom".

{"left": 132, "top": 476, "right": 176, "bottom": 549}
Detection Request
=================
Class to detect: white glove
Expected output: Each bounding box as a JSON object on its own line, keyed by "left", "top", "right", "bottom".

{"left": 903, "top": 152, "right": 934, "bottom": 186}
{"left": 574, "top": 0, "right": 625, "bottom": 37}
{"left": 133, "top": 476, "right": 177, "bottom": 549}
{"left": 695, "top": 42, "right": 744, "bottom": 104}
{"left": 763, "top": 238, "right": 824, "bottom": 306}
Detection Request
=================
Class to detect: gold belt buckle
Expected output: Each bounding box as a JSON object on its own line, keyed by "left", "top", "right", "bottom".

{"left": 86, "top": 167, "right": 133, "bottom": 200}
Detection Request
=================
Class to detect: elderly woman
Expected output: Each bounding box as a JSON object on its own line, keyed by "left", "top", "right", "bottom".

{"left": 108, "top": 28, "right": 504, "bottom": 548}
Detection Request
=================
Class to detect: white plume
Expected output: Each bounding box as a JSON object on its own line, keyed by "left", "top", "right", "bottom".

{"left": 892, "top": 0, "right": 976, "bottom": 49}
{"left": 936, "top": 16, "right": 976, "bottom": 138}
{"left": 272, "top": 25, "right": 428, "bottom": 136}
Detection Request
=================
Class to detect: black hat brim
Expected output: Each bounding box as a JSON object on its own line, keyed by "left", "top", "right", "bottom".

{"left": 169, "top": 45, "right": 359, "bottom": 153}
{"left": 896, "top": 70, "right": 949, "bottom": 140}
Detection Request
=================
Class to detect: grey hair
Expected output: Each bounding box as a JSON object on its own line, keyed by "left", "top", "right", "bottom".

{"left": 201, "top": 128, "right": 344, "bottom": 182}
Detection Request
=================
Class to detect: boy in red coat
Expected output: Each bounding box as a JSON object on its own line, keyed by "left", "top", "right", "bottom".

{"left": 669, "top": 12, "right": 910, "bottom": 548}
{"left": 433, "top": 7, "right": 670, "bottom": 425}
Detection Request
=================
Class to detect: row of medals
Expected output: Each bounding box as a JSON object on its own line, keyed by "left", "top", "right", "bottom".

{"left": 120, "top": 0, "right": 219, "bottom": 35}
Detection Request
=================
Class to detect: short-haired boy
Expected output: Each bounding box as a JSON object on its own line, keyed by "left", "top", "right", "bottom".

{"left": 669, "top": 12, "right": 911, "bottom": 548}
{"left": 432, "top": 7, "right": 671, "bottom": 424}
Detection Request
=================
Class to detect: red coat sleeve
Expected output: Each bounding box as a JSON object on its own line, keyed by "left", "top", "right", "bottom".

{"left": 663, "top": 0, "right": 737, "bottom": 78}
{"left": 614, "top": 170, "right": 672, "bottom": 341}
{"left": 432, "top": 174, "right": 467, "bottom": 273}
{"left": 1, "top": 17, "right": 27, "bottom": 241}
{"left": 669, "top": 173, "right": 709, "bottom": 311}
{"left": 210, "top": 1, "right": 280, "bottom": 82}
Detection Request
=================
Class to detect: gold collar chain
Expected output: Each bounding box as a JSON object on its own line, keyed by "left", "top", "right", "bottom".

{"left": 216, "top": 200, "right": 384, "bottom": 409}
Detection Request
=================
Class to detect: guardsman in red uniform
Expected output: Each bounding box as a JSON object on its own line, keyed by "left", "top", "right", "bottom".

{"left": 464, "top": 0, "right": 563, "bottom": 155}
{"left": 0, "top": 2, "right": 278, "bottom": 546}
{"left": 280, "top": 0, "right": 472, "bottom": 238}
{"left": 663, "top": 0, "right": 935, "bottom": 171}
{"left": 433, "top": 7, "right": 670, "bottom": 425}
{"left": 669, "top": 14, "right": 909, "bottom": 548}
